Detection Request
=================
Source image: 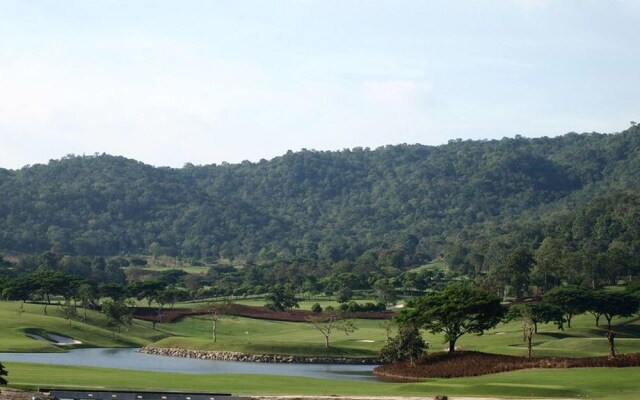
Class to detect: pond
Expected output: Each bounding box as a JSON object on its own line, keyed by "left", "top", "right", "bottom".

{"left": 0, "top": 348, "right": 379, "bottom": 382}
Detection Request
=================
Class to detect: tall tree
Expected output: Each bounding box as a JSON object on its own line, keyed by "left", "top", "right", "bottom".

{"left": 400, "top": 283, "right": 505, "bottom": 352}
{"left": 533, "top": 237, "right": 565, "bottom": 293}
{"left": 264, "top": 284, "right": 299, "bottom": 311}
{"left": 492, "top": 246, "right": 533, "bottom": 299}
{"left": 101, "top": 299, "right": 133, "bottom": 338}
{"left": 544, "top": 286, "right": 589, "bottom": 328}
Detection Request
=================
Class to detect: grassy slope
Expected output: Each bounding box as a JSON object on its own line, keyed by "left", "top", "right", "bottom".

{"left": 0, "top": 301, "right": 165, "bottom": 352}
{"left": 2, "top": 299, "right": 640, "bottom": 399}
{"left": 3, "top": 300, "right": 639, "bottom": 359}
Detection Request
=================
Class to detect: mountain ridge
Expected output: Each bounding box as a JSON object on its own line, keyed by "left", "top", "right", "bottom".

{"left": 1, "top": 128, "right": 638, "bottom": 263}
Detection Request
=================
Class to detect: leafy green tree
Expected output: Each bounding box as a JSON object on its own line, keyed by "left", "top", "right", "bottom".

{"left": 0, "top": 362, "right": 7, "bottom": 385}
{"left": 99, "top": 283, "right": 127, "bottom": 302}
{"left": 491, "top": 246, "right": 533, "bottom": 299}
{"left": 400, "top": 283, "right": 505, "bottom": 352}
{"left": 379, "top": 324, "right": 427, "bottom": 365}
{"left": 264, "top": 284, "right": 299, "bottom": 311}
{"left": 311, "top": 303, "right": 323, "bottom": 313}
{"left": 101, "top": 299, "right": 133, "bottom": 338}
{"left": 2, "top": 277, "right": 35, "bottom": 302}
{"left": 372, "top": 279, "right": 397, "bottom": 306}
{"left": 336, "top": 286, "right": 353, "bottom": 303}
{"left": 129, "top": 280, "right": 166, "bottom": 307}
{"left": 588, "top": 291, "right": 639, "bottom": 329}
{"left": 533, "top": 237, "right": 565, "bottom": 293}
{"left": 30, "top": 269, "right": 70, "bottom": 315}
{"left": 505, "top": 302, "right": 564, "bottom": 333}
{"left": 544, "top": 285, "right": 590, "bottom": 328}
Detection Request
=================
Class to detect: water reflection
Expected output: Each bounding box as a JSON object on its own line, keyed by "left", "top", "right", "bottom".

{"left": 0, "top": 348, "right": 378, "bottom": 382}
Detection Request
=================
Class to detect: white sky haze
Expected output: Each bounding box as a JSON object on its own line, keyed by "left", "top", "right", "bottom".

{"left": 1, "top": 0, "right": 639, "bottom": 169}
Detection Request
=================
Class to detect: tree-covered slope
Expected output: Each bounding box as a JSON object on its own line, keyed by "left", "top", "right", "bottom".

{"left": 1, "top": 127, "right": 639, "bottom": 262}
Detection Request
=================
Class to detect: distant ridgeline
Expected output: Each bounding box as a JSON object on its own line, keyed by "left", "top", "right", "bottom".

{"left": 0, "top": 127, "right": 639, "bottom": 272}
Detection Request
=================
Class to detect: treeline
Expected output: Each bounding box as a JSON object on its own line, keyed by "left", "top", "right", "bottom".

{"left": 0, "top": 251, "right": 449, "bottom": 307}
{"left": 447, "top": 190, "right": 640, "bottom": 296}
{"left": 1, "top": 127, "right": 639, "bottom": 268}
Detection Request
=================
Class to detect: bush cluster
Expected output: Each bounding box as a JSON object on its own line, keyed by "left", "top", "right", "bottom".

{"left": 338, "top": 301, "right": 386, "bottom": 313}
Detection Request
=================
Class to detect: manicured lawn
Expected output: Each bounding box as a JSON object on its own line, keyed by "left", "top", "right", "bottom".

{"left": 152, "top": 315, "right": 387, "bottom": 357}
{"left": 410, "top": 260, "right": 448, "bottom": 272}
{"left": 451, "top": 313, "right": 640, "bottom": 358}
{"left": 2, "top": 298, "right": 640, "bottom": 399}
{"left": 0, "top": 301, "right": 164, "bottom": 352}
{"left": 4, "top": 362, "right": 640, "bottom": 399}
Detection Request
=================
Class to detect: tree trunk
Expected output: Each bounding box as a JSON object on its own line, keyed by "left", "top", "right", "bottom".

{"left": 212, "top": 319, "right": 217, "bottom": 342}
{"left": 606, "top": 330, "right": 616, "bottom": 358}
{"left": 448, "top": 339, "right": 456, "bottom": 352}
{"left": 324, "top": 334, "right": 330, "bottom": 348}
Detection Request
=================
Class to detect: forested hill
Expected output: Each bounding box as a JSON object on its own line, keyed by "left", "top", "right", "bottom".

{"left": 1, "top": 127, "right": 639, "bottom": 263}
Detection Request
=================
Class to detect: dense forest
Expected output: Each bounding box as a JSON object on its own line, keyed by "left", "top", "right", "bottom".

{"left": 1, "top": 127, "right": 639, "bottom": 279}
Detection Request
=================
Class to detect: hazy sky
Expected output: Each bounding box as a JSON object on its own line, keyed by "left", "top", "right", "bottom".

{"left": 1, "top": 0, "right": 639, "bottom": 169}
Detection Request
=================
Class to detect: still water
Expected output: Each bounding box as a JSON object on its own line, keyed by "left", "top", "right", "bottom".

{"left": 0, "top": 348, "right": 378, "bottom": 382}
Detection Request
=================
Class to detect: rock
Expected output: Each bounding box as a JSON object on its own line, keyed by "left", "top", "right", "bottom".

{"left": 138, "top": 346, "right": 380, "bottom": 365}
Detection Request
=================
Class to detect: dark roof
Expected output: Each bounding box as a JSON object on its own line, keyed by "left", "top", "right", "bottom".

{"left": 39, "top": 389, "right": 250, "bottom": 400}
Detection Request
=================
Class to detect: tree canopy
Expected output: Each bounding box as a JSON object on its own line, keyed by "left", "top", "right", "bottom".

{"left": 0, "top": 128, "right": 638, "bottom": 268}
{"left": 399, "top": 283, "right": 505, "bottom": 352}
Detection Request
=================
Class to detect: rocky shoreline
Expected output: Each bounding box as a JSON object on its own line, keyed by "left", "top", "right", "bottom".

{"left": 139, "top": 346, "right": 380, "bottom": 365}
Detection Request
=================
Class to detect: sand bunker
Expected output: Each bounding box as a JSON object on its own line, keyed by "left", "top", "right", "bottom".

{"left": 27, "top": 333, "right": 82, "bottom": 346}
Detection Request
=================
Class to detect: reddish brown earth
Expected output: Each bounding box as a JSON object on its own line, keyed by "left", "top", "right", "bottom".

{"left": 133, "top": 304, "right": 393, "bottom": 323}
{"left": 374, "top": 351, "right": 640, "bottom": 379}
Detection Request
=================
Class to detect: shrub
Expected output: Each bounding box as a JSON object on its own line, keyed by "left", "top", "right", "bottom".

{"left": 379, "top": 324, "right": 427, "bottom": 365}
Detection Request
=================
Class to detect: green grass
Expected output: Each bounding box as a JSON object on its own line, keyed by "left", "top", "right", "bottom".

{"left": 3, "top": 298, "right": 640, "bottom": 399}
{"left": 152, "top": 315, "right": 387, "bottom": 357}
{"left": 5, "top": 362, "right": 640, "bottom": 399}
{"left": 3, "top": 299, "right": 639, "bottom": 359}
{"left": 141, "top": 266, "right": 210, "bottom": 275}
{"left": 0, "top": 301, "right": 165, "bottom": 352}
{"left": 410, "top": 260, "right": 448, "bottom": 272}
{"left": 448, "top": 313, "right": 640, "bottom": 357}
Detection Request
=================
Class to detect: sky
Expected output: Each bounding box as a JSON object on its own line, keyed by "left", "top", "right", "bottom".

{"left": 1, "top": 0, "right": 639, "bottom": 170}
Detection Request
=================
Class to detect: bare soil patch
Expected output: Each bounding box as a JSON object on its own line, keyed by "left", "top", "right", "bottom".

{"left": 374, "top": 351, "right": 640, "bottom": 379}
